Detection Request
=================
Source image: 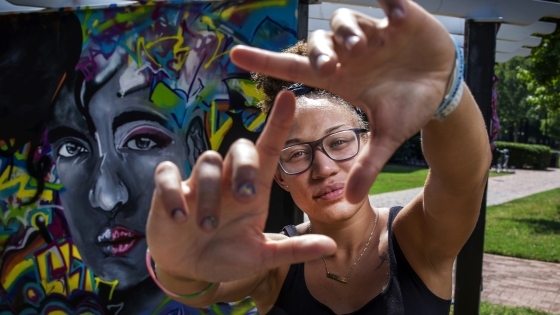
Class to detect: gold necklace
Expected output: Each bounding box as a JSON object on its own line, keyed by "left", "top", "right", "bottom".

{"left": 308, "top": 210, "right": 378, "bottom": 284}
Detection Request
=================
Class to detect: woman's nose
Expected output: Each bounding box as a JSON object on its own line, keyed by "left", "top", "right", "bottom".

{"left": 89, "top": 157, "right": 129, "bottom": 211}
{"left": 311, "top": 150, "right": 339, "bottom": 179}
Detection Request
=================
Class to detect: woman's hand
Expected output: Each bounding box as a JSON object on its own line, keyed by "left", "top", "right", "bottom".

{"left": 146, "top": 91, "right": 336, "bottom": 284}
{"left": 230, "top": 0, "right": 456, "bottom": 203}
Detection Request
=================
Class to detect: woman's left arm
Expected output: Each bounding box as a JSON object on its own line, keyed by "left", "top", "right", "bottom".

{"left": 397, "top": 84, "right": 491, "bottom": 269}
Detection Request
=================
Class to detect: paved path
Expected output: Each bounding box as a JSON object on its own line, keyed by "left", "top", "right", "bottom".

{"left": 369, "top": 168, "right": 560, "bottom": 314}
{"left": 368, "top": 168, "right": 560, "bottom": 208}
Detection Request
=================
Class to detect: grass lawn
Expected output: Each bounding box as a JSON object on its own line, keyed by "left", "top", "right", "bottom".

{"left": 450, "top": 302, "right": 553, "bottom": 314}
{"left": 484, "top": 188, "right": 560, "bottom": 263}
{"left": 369, "top": 164, "right": 508, "bottom": 195}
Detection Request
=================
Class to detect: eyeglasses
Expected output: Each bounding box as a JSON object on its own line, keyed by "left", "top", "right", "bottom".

{"left": 279, "top": 128, "right": 368, "bottom": 175}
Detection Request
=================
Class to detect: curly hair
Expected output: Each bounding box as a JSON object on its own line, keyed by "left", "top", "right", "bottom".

{"left": 252, "top": 40, "right": 367, "bottom": 130}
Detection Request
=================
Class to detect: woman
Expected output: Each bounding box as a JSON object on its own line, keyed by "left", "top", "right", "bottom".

{"left": 146, "top": 0, "right": 491, "bottom": 314}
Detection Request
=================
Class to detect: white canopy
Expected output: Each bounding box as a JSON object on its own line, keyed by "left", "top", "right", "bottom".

{"left": 310, "top": 1, "right": 560, "bottom": 62}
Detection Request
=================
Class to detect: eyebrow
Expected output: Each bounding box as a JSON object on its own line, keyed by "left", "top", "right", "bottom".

{"left": 112, "top": 111, "right": 171, "bottom": 134}
{"left": 284, "top": 124, "right": 348, "bottom": 146}
{"left": 48, "top": 126, "right": 90, "bottom": 145}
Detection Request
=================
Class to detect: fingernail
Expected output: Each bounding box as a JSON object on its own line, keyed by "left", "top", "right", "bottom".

{"left": 345, "top": 36, "right": 360, "bottom": 51}
{"left": 316, "top": 54, "right": 331, "bottom": 69}
{"left": 171, "top": 208, "right": 187, "bottom": 222}
{"left": 237, "top": 182, "right": 256, "bottom": 197}
{"left": 390, "top": 7, "right": 405, "bottom": 20}
{"left": 201, "top": 216, "right": 218, "bottom": 231}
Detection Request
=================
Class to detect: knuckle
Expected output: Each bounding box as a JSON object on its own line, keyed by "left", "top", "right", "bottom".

{"left": 155, "top": 161, "right": 177, "bottom": 175}
{"left": 198, "top": 150, "right": 223, "bottom": 165}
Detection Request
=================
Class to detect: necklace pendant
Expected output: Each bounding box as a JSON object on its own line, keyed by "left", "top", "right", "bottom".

{"left": 326, "top": 272, "right": 349, "bottom": 284}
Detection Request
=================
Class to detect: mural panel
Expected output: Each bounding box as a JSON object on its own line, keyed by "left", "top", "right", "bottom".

{"left": 0, "top": 1, "right": 298, "bottom": 314}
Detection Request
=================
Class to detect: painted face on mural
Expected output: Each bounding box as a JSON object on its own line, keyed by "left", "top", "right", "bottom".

{"left": 48, "top": 64, "right": 209, "bottom": 289}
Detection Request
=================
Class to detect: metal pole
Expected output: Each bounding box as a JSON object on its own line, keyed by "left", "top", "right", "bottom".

{"left": 264, "top": 0, "right": 309, "bottom": 232}
{"left": 454, "top": 19, "right": 499, "bottom": 315}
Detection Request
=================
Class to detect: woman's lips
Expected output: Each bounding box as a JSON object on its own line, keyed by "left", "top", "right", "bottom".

{"left": 97, "top": 225, "right": 145, "bottom": 257}
{"left": 316, "top": 187, "right": 345, "bottom": 201}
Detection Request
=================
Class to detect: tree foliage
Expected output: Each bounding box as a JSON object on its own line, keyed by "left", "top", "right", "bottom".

{"left": 494, "top": 57, "right": 538, "bottom": 142}
{"left": 497, "top": 7, "right": 560, "bottom": 144}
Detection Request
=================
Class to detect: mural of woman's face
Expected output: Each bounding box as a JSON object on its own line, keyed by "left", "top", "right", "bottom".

{"left": 48, "top": 67, "right": 208, "bottom": 290}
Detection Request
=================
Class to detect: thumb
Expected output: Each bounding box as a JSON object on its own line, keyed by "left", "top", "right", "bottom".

{"left": 263, "top": 235, "right": 337, "bottom": 268}
{"left": 345, "top": 136, "right": 402, "bottom": 203}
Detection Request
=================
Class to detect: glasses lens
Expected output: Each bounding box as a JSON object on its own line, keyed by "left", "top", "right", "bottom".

{"left": 280, "top": 144, "right": 312, "bottom": 174}
{"left": 323, "top": 130, "right": 359, "bottom": 160}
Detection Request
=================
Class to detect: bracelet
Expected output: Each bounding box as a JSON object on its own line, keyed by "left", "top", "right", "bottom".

{"left": 145, "top": 249, "right": 216, "bottom": 299}
{"left": 433, "top": 36, "right": 465, "bottom": 121}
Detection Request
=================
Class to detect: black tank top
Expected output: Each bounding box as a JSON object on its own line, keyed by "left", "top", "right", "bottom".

{"left": 268, "top": 207, "right": 451, "bottom": 315}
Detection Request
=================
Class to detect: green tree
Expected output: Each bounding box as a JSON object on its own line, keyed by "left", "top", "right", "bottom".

{"left": 502, "top": 6, "right": 560, "bottom": 146}
{"left": 517, "top": 21, "right": 560, "bottom": 115}
{"left": 494, "top": 57, "right": 539, "bottom": 142}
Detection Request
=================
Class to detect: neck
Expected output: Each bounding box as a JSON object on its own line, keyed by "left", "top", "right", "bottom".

{"left": 308, "top": 201, "right": 378, "bottom": 256}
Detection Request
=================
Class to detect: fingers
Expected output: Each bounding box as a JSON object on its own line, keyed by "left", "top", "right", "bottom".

{"left": 255, "top": 90, "right": 296, "bottom": 184}
{"left": 264, "top": 235, "right": 337, "bottom": 268}
{"left": 154, "top": 161, "right": 188, "bottom": 222}
{"left": 345, "top": 136, "right": 402, "bottom": 203}
{"left": 230, "top": 46, "right": 322, "bottom": 89}
{"left": 305, "top": 30, "right": 339, "bottom": 76}
{"left": 223, "top": 138, "right": 259, "bottom": 202}
{"left": 190, "top": 151, "right": 224, "bottom": 231}
{"left": 377, "top": 0, "right": 408, "bottom": 23}
{"left": 327, "top": 9, "right": 368, "bottom": 55}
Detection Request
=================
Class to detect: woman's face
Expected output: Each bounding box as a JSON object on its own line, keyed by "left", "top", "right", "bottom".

{"left": 48, "top": 70, "right": 208, "bottom": 289}
{"left": 274, "top": 97, "right": 367, "bottom": 223}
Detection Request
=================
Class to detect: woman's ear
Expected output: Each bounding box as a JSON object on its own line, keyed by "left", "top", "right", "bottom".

{"left": 273, "top": 170, "right": 289, "bottom": 191}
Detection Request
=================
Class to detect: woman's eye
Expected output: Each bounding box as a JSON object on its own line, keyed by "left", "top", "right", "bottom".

{"left": 289, "top": 150, "right": 308, "bottom": 160}
{"left": 58, "top": 142, "right": 89, "bottom": 157}
{"left": 332, "top": 140, "right": 346, "bottom": 147}
{"left": 124, "top": 136, "right": 158, "bottom": 151}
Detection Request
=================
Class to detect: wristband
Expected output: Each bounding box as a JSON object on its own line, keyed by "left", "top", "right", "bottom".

{"left": 433, "top": 36, "right": 464, "bottom": 121}
{"left": 146, "top": 249, "right": 215, "bottom": 299}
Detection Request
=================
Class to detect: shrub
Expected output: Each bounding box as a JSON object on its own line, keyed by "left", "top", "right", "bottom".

{"left": 493, "top": 141, "right": 551, "bottom": 170}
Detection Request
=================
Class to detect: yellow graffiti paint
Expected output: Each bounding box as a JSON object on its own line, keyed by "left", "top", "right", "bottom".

{"left": 36, "top": 247, "right": 67, "bottom": 295}
{"left": 220, "top": 0, "right": 288, "bottom": 20}
{"left": 209, "top": 101, "right": 232, "bottom": 151}
{"left": 0, "top": 167, "right": 36, "bottom": 200}
{"left": 203, "top": 32, "right": 229, "bottom": 69}
{"left": 95, "top": 277, "right": 119, "bottom": 301}
{"left": 97, "top": 8, "right": 149, "bottom": 33}
{"left": 136, "top": 30, "right": 191, "bottom": 71}
{"left": 247, "top": 112, "right": 266, "bottom": 132}
{"left": 3, "top": 258, "right": 33, "bottom": 290}
{"left": 239, "top": 81, "right": 264, "bottom": 102}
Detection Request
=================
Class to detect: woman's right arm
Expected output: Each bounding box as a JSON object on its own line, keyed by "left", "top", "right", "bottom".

{"left": 146, "top": 91, "right": 335, "bottom": 309}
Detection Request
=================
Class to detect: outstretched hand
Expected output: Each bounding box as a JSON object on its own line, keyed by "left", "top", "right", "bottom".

{"left": 230, "top": 0, "right": 455, "bottom": 203}
{"left": 146, "top": 91, "right": 336, "bottom": 284}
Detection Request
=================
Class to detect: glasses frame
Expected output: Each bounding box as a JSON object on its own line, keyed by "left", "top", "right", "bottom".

{"left": 279, "top": 128, "right": 368, "bottom": 175}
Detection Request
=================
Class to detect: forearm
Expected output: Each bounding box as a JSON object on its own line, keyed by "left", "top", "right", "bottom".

{"left": 421, "top": 84, "right": 492, "bottom": 194}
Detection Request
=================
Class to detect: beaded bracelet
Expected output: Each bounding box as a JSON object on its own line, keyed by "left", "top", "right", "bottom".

{"left": 145, "top": 249, "right": 216, "bottom": 299}
{"left": 433, "top": 36, "right": 465, "bottom": 121}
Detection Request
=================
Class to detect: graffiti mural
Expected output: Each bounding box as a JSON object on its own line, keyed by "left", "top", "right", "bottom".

{"left": 0, "top": 1, "right": 298, "bottom": 314}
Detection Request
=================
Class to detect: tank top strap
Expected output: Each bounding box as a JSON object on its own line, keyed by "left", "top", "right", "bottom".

{"left": 281, "top": 225, "right": 300, "bottom": 237}
{"left": 387, "top": 206, "right": 404, "bottom": 276}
